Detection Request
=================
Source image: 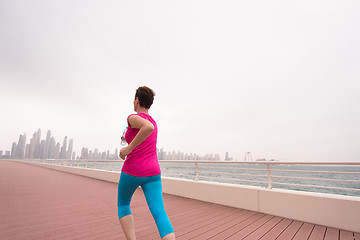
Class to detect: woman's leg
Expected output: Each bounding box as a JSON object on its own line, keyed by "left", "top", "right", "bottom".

{"left": 141, "top": 176, "right": 175, "bottom": 239}
{"left": 117, "top": 172, "right": 141, "bottom": 240}
{"left": 119, "top": 215, "right": 136, "bottom": 240}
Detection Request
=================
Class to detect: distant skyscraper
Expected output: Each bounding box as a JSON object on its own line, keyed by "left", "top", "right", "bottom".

{"left": 45, "top": 130, "right": 51, "bottom": 159}
{"left": 94, "top": 148, "right": 98, "bottom": 160}
{"left": 40, "top": 140, "right": 46, "bottom": 159}
{"left": 157, "top": 148, "right": 164, "bottom": 160}
{"left": 25, "top": 144, "right": 30, "bottom": 158}
{"left": 28, "top": 129, "right": 41, "bottom": 159}
{"left": 11, "top": 142, "right": 17, "bottom": 159}
{"left": 67, "top": 139, "right": 73, "bottom": 160}
{"left": 225, "top": 152, "right": 229, "bottom": 161}
{"left": 55, "top": 143, "right": 61, "bottom": 159}
{"left": 60, "top": 137, "right": 67, "bottom": 159}
{"left": 49, "top": 137, "right": 56, "bottom": 159}
{"left": 29, "top": 133, "right": 36, "bottom": 158}
{"left": 15, "top": 134, "right": 26, "bottom": 159}
{"left": 34, "top": 129, "right": 41, "bottom": 158}
{"left": 115, "top": 148, "right": 119, "bottom": 160}
{"left": 81, "top": 147, "right": 89, "bottom": 159}
{"left": 101, "top": 151, "right": 106, "bottom": 159}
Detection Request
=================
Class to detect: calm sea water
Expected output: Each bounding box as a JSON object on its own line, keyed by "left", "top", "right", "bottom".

{"left": 72, "top": 161, "right": 360, "bottom": 197}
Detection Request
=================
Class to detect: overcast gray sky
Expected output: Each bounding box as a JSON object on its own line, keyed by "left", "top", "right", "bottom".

{"left": 1, "top": 0, "right": 359, "bottom": 162}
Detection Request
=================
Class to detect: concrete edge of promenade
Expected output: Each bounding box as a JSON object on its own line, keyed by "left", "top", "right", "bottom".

{"left": 7, "top": 159, "right": 360, "bottom": 233}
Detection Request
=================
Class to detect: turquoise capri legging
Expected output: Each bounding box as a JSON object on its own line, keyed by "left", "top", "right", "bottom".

{"left": 117, "top": 172, "right": 174, "bottom": 238}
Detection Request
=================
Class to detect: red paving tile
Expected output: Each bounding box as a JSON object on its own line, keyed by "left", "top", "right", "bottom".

{"left": 293, "top": 222, "right": 314, "bottom": 240}
{"left": 243, "top": 216, "right": 283, "bottom": 240}
{"left": 259, "top": 218, "right": 293, "bottom": 240}
{"left": 277, "top": 220, "right": 303, "bottom": 240}
{"left": 190, "top": 210, "right": 251, "bottom": 240}
{"left": 226, "top": 214, "right": 274, "bottom": 239}
{"left": 308, "top": 225, "right": 326, "bottom": 240}
{"left": 324, "top": 228, "right": 340, "bottom": 240}
{"left": 208, "top": 212, "right": 266, "bottom": 239}
{"left": 183, "top": 208, "right": 246, "bottom": 239}
{"left": 1, "top": 160, "right": 359, "bottom": 240}
{"left": 340, "top": 230, "right": 357, "bottom": 240}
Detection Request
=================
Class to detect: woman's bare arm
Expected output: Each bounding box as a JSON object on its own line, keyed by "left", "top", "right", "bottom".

{"left": 119, "top": 115, "right": 154, "bottom": 160}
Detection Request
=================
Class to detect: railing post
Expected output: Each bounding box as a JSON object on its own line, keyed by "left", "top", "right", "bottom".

{"left": 106, "top": 161, "right": 109, "bottom": 171}
{"left": 267, "top": 163, "right": 272, "bottom": 189}
{"left": 195, "top": 161, "right": 199, "bottom": 181}
{"left": 94, "top": 161, "right": 97, "bottom": 169}
{"left": 77, "top": 160, "right": 80, "bottom": 168}
{"left": 85, "top": 159, "right": 88, "bottom": 168}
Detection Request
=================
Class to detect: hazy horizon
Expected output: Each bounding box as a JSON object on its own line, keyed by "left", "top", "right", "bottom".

{"left": 1, "top": 0, "right": 359, "bottom": 162}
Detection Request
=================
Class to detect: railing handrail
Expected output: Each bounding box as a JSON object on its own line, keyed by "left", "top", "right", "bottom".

{"left": 24, "top": 158, "right": 360, "bottom": 165}
{"left": 160, "top": 160, "right": 360, "bottom": 165}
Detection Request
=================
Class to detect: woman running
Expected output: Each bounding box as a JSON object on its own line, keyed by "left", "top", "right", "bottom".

{"left": 118, "top": 86, "right": 175, "bottom": 240}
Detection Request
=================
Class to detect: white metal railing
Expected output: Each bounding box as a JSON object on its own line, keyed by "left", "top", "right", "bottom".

{"left": 15, "top": 158, "right": 360, "bottom": 196}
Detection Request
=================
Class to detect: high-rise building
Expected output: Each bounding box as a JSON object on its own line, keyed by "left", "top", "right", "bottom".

{"left": 94, "top": 148, "right": 99, "bottom": 160}
{"left": 25, "top": 144, "right": 30, "bottom": 158}
{"left": 115, "top": 148, "right": 119, "bottom": 160}
{"left": 81, "top": 147, "right": 89, "bottom": 159}
{"left": 101, "top": 151, "right": 106, "bottom": 159}
{"left": 34, "top": 129, "right": 41, "bottom": 158}
{"left": 15, "top": 134, "right": 26, "bottom": 159}
{"left": 157, "top": 148, "right": 165, "bottom": 160}
{"left": 45, "top": 130, "right": 51, "bottom": 158}
{"left": 60, "top": 137, "right": 67, "bottom": 159}
{"left": 67, "top": 139, "right": 73, "bottom": 160}
{"left": 11, "top": 142, "right": 17, "bottom": 159}
{"left": 40, "top": 140, "right": 46, "bottom": 159}
{"left": 49, "top": 137, "right": 56, "bottom": 159}
{"left": 55, "top": 143, "right": 61, "bottom": 159}
{"left": 28, "top": 130, "right": 42, "bottom": 159}
{"left": 29, "top": 133, "right": 36, "bottom": 158}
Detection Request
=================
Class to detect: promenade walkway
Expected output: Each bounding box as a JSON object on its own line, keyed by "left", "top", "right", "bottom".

{"left": 0, "top": 160, "right": 359, "bottom": 240}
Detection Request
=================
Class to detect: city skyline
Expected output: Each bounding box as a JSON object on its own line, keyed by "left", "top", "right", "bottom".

{"left": 0, "top": 128, "right": 225, "bottom": 161}
{"left": 5, "top": 129, "right": 75, "bottom": 160}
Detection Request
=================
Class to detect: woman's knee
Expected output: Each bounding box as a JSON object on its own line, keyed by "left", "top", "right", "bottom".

{"left": 118, "top": 204, "right": 132, "bottom": 219}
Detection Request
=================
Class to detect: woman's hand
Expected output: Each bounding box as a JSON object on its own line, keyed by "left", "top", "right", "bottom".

{"left": 119, "top": 146, "right": 132, "bottom": 160}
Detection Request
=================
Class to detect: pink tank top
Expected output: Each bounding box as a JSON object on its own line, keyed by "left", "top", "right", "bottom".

{"left": 121, "top": 113, "right": 161, "bottom": 177}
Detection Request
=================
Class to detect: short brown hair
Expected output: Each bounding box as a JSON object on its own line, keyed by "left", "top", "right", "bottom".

{"left": 135, "top": 86, "right": 155, "bottom": 109}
